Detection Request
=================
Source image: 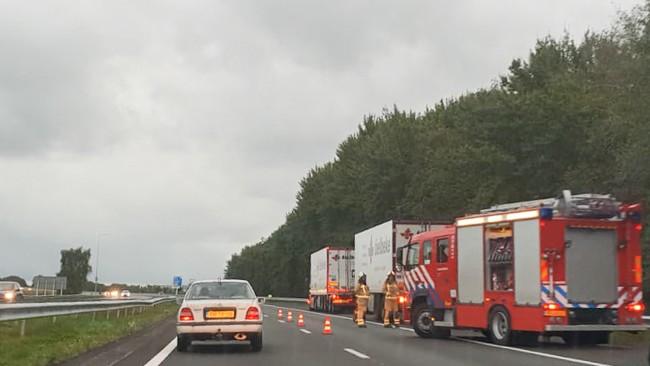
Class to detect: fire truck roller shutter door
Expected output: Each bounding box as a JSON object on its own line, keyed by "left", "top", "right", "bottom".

{"left": 565, "top": 228, "right": 618, "bottom": 304}
{"left": 514, "top": 219, "right": 541, "bottom": 305}
{"left": 457, "top": 226, "right": 484, "bottom": 304}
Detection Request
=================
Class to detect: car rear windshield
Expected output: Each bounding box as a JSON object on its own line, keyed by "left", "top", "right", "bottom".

{"left": 0, "top": 283, "right": 15, "bottom": 290}
{"left": 186, "top": 282, "right": 255, "bottom": 300}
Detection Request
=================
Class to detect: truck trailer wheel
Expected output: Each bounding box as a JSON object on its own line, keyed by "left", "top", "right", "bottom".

{"left": 373, "top": 295, "right": 384, "bottom": 322}
{"left": 488, "top": 307, "right": 513, "bottom": 346}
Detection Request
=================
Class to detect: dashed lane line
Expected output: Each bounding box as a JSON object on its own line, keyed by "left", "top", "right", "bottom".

{"left": 344, "top": 348, "right": 371, "bottom": 359}
{"left": 453, "top": 338, "right": 612, "bottom": 366}
{"left": 266, "top": 304, "right": 613, "bottom": 366}
{"left": 143, "top": 338, "right": 176, "bottom": 366}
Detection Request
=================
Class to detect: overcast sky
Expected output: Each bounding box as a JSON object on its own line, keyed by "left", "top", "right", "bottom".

{"left": 0, "top": 0, "right": 640, "bottom": 285}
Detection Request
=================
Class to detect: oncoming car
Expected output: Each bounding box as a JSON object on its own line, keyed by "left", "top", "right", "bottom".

{"left": 176, "top": 279, "right": 263, "bottom": 352}
{"left": 0, "top": 282, "right": 23, "bottom": 303}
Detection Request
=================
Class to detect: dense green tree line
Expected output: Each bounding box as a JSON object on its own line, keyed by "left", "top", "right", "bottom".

{"left": 226, "top": 4, "right": 650, "bottom": 297}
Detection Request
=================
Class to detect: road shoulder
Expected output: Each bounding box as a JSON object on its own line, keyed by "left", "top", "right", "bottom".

{"left": 57, "top": 315, "right": 176, "bottom": 366}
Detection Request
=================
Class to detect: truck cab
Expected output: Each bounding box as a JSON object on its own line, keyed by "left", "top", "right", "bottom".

{"left": 397, "top": 226, "right": 456, "bottom": 336}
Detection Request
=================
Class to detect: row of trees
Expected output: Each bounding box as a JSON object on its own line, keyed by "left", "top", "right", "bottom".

{"left": 225, "top": 3, "right": 650, "bottom": 297}
{"left": 2, "top": 247, "right": 172, "bottom": 294}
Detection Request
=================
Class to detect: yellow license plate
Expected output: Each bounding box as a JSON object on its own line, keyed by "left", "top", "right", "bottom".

{"left": 206, "top": 310, "right": 235, "bottom": 319}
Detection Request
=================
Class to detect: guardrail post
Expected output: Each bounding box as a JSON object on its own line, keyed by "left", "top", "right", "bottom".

{"left": 52, "top": 316, "right": 56, "bottom": 324}
{"left": 92, "top": 311, "right": 96, "bottom": 321}
{"left": 106, "top": 310, "right": 110, "bottom": 320}
{"left": 20, "top": 320, "right": 26, "bottom": 337}
{"left": 139, "top": 306, "right": 143, "bottom": 313}
{"left": 116, "top": 309, "right": 120, "bottom": 319}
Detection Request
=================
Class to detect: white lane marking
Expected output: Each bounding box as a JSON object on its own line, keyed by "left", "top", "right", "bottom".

{"left": 278, "top": 319, "right": 286, "bottom": 323}
{"left": 143, "top": 338, "right": 176, "bottom": 366}
{"left": 299, "top": 329, "right": 312, "bottom": 334}
{"left": 266, "top": 305, "right": 611, "bottom": 366}
{"left": 453, "top": 338, "right": 611, "bottom": 366}
{"left": 107, "top": 350, "right": 135, "bottom": 366}
{"left": 344, "top": 348, "right": 370, "bottom": 359}
{"left": 263, "top": 314, "right": 269, "bottom": 318}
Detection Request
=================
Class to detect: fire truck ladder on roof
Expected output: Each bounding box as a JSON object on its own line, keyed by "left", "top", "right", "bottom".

{"left": 480, "top": 190, "right": 620, "bottom": 219}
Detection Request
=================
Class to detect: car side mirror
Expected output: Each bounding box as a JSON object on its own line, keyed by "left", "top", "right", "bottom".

{"left": 257, "top": 297, "right": 266, "bottom": 304}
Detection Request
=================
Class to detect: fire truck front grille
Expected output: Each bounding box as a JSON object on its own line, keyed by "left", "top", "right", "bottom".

{"left": 567, "top": 309, "right": 617, "bottom": 325}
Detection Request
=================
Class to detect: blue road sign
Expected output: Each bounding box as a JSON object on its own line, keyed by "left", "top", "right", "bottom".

{"left": 173, "top": 276, "right": 182, "bottom": 287}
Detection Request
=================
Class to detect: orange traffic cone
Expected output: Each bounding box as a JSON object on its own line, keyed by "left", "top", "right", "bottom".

{"left": 322, "top": 316, "right": 332, "bottom": 335}
{"left": 297, "top": 313, "right": 305, "bottom": 327}
{"left": 277, "top": 308, "right": 283, "bottom": 319}
{"left": 287, "top": 311, "right": 293, "bottom": 322}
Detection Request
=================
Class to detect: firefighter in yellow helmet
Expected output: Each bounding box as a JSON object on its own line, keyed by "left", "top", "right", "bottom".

{"left": 354, "top": 272, "right": 370, "bottom": 328}
{"left": 383, "top": 271, "right": 400, "bottom": 327}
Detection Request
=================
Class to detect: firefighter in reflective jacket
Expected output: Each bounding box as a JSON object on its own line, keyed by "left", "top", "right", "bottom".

{"left": 383, "top": 272, "right": 400, "bottom": 327}
{"left": 355, "top": 272, "right": 370, "bottom": 328}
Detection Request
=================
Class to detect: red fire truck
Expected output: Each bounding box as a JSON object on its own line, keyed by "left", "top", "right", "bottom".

{"left": 397, "top": 191, "right": 645, "bottom": 345}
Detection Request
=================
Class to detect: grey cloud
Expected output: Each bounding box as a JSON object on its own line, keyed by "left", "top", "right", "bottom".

{"left": 0, "top": 0, "right": 640, "bottom": 284}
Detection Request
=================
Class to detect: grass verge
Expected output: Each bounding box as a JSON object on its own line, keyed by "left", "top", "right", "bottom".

{"left": 0, "top": 302, "right": 178, "bottom": 366}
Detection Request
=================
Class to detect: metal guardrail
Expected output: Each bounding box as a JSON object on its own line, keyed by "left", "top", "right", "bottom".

{"left": 0, "top": 296, "right": 175, "bottom": 322}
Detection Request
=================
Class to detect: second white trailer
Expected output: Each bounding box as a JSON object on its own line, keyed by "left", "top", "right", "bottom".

{"left": 354, "top": 220, "right": 445, "bottom": 319}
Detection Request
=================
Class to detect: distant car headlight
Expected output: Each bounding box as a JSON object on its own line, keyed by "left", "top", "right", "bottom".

{"left": 4, "top": 292, "right": 15, "bottom": 300}
{"left": 111, "top": 291, "right": 119, "bottom": 297}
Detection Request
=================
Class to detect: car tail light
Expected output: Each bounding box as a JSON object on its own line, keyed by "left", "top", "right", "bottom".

{"left": 246, "top": 307, "right": 260, "bottom": 320}
{"left": 179, "top": 307, "right": 194, "bottom": 321}
{"left": 398, "top": 296, "right": 406, "bottom": 304}
{"left": 626, "top": 302, "right": 645, "bottom": 313}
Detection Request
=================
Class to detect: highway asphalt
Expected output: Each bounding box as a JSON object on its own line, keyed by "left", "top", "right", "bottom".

{"left": 62, "top": 303, "right": 649, "bottom": 366}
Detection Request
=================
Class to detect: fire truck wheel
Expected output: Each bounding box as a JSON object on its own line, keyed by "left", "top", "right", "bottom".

{"left": 412, "top": 304, "right": 434, "bottom": 338}
{"left": 412, "top": 304, "right": 449, "bottom": 338}
{"left": 488, "top": 307, "right": 513, "bottom": 346}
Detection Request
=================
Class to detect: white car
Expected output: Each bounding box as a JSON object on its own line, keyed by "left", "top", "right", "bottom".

{"left": 176, "top": 279, "right": 263, "bottom": 352}
{"left": 120, "top": 290, "right": 131, "bottom": 297}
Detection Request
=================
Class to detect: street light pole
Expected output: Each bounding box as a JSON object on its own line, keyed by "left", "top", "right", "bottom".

{"left": 94, "top": 232, "right": 108, "bottom": 294}
{"left": 94, "top": 233, "right": 100, "bottom": 293}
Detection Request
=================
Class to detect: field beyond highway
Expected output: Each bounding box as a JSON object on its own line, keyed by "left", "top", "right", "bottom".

{"left": 0, "top": 302, "right": 177, "bottom": 366}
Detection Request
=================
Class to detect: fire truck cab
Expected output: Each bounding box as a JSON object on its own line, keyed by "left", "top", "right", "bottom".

{"left": 398, "top": 191, "right": 645, "bottom": 345}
